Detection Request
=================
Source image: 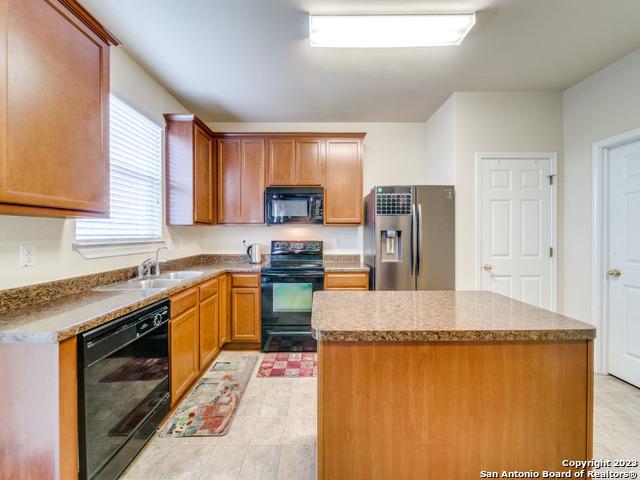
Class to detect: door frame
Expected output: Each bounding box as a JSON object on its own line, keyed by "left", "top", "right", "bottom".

{"left": 475, "top": 152, "right": 558, "bottom": 311}
{"left": 591, "top": 128, "right": 640, "bottom": 375}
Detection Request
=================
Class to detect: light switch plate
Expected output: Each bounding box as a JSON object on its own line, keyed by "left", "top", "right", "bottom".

{"left": 19, "top": 245, "right": 36, "bottom": 267}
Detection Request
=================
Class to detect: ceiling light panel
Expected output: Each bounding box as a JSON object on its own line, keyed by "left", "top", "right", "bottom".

{"left": 309, "top": 13, "right": 476, "bottom": 48}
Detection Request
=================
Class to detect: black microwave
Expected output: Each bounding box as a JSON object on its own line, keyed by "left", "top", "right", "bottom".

{"left": 265, "top": 187, "right": 323, "bottom": 224}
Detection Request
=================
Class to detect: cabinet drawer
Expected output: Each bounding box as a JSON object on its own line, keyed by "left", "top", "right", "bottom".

{"left": 324, "top": 272, "right": 369, "bottom": 290}
{"left": 170, "top": 287, "right": 199, "bottom": 317}
{"left": 232, "top": 274, "right": 260, "bottom": 288}
{"left": 199, "top": 277, "right": 219, "bottom": 301}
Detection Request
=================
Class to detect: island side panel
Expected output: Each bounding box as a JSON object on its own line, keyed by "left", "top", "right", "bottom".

{"left": 317, "top": 340, "right": 593, "bottom": 480}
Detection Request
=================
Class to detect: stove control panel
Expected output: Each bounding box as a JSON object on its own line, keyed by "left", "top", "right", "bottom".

{"left": 271, "top": 240, "right": 323, "bottom": 255}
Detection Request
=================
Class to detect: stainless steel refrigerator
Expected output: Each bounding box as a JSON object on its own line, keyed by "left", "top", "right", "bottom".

{"left": 363, "top": 185, "right": 455, "bottom": 291}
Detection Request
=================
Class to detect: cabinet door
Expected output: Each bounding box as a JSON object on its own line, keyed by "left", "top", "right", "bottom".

{"left": 231, "top": 288, "right": 261, "bottom": 342}
{"left": 268, "top": 139, "right": 296, "bottom": 185}
{"left": 0, "top": 0, "right": 109, "bottom": 215}
{"left": 199, "top": 291, "right": 219, "bottom": 370}
{"left": 218, "top": 274, "right": 230, "bottom": 346}
{"left": 324, "top": 139, "right": 363, "bottom": 225}
{"left": 194, "top": 126, "right": 214, "bottom": 224}
{"left": 217, "top": 139, "right": 242, "bottom": 223}
{"left": 241, "top": 139, "right": 266, "bottom": 223}
{"left": 170, "top": 306, "right": 199, "bottom": 404}
{"left": 296, "top": 139, "right": 325, "bottom": 185}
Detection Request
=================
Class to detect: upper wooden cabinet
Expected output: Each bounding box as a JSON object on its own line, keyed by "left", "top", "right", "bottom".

{"left": 165, "top": 114, "right": 217, "bottom": 225}
{"left": 268, "top": 139, "right": 296, "bottom": 185}
{"left": 268, "top": 138, "right": 325, "bottom": 186}
{"left": 296, "top": 139, "right": 325, "bottom": 185}
{"left": 218, "top": 138, "right": 265, "bottom": 224}
{"left": 0, "top": 0, "right": 118, "bottom": 218}
{"left": 167, "top": 130, "right": 364, "bottom": 226}
{"left": 324, "top": 138, "right": 364, "bottom": 225}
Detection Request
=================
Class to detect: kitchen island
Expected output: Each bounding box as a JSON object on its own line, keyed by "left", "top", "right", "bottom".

{"left": 311, "top": 290, "right": 596, "bottom": 480}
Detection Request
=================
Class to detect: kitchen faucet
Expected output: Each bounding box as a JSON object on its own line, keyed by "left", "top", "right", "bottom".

{"left": 137, "top": 246, "right": 169, "bottom": 278}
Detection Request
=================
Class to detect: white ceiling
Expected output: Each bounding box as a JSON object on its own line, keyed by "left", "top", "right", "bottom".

{"left": 80, "top": 0, "right": 640, "bottom": 122}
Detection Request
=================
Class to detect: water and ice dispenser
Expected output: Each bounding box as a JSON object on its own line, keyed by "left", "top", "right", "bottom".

{"left": 381, "top": 230, "right": 401, "bottom": 262}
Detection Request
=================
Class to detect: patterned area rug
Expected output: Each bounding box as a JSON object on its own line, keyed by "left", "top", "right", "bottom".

{"left": 257, "top": 352, "right": 317, "bottom": 377}
{"left": 159, "top": 355, "right": 258, "bottom": 437}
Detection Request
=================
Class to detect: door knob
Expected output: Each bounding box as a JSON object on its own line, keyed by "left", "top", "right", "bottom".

{"left": 483, "top": 264, "right": 493, "bottom": 272}
{"left": 608, "top": 269, "right": 621, "bottom": 278}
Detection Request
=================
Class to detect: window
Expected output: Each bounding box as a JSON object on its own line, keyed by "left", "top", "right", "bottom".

{"left": 76, "top": 94, "right": 163, "bottom": 244}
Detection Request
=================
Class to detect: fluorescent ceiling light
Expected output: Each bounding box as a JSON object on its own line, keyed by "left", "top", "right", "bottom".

{"left": 309, "top": 13, "right": 476, "bottom": 48}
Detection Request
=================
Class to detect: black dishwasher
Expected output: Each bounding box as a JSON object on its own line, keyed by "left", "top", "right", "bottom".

{"left": 77, "top": 299, "right": 170, "bottom": 480}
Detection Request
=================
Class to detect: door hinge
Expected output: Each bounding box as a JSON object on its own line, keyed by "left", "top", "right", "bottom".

{"left": 548, "top": 174, "right": 556, "bottom": 186}
{"left": 549, "top": 247, "right": 553, "bottom": 258}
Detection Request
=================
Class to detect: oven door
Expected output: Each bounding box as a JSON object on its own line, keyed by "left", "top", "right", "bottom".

{"left": 261, "top": 272, "right": 323, "bottom": 351}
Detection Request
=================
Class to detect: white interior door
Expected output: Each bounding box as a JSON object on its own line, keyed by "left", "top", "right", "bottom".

{"left": 479, "top": 155, "right": 555, "bottom": 309}
{"left": 608, "top": 140, "right": 640, "bottom": 387}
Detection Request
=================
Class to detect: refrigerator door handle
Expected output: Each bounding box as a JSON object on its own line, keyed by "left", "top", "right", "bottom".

{"left": 417, "top": 203, "right": 423, "bottom": 276}
{"left": 411, "top": 204, "right": 417, "bottom": 276}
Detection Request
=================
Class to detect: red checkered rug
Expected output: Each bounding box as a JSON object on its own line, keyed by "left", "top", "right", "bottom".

{"left": 256, "top": 352, "right": 317, "bottom": 378}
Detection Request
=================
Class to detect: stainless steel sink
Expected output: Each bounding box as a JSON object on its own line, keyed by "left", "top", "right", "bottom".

{"left": 96, "top": 278, "right": 183, "bottom": 291}
{"left": 157, "top": 271, "right": 204, "bottom": 280}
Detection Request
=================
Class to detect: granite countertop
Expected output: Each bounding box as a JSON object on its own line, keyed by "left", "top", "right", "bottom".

{"left": 0, "top": 261, "right": 262, "bottom": 344}
{"left": 323, "top": 260, "right": 369, "bottom": 272}
{"left": 311, "top": 290, "right": 596, "bottom": 342}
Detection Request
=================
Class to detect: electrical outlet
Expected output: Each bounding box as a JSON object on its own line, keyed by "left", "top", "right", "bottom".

{"left": 19, "top": 245, "right": 36, "bottom": 267}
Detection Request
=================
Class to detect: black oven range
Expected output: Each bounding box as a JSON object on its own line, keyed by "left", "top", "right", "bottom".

{"left": 261, "top": 240, "right": 324, "bottom": 352}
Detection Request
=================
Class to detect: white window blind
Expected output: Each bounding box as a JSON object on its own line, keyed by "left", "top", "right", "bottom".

{"left": 76, "top": 95, "right": 163, "bottom": 243}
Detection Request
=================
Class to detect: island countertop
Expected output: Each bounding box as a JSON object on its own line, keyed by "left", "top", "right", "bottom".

{"left": 311, "top": 290, "right": 596, "bottom": 342}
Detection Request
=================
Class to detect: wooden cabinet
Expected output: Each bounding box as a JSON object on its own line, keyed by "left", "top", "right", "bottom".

{"left": 231, "top": 274, "right": 261, "bottom": 342}
{"left": 296, "top": 139, "right": 325, "bottom": 185}
{"left": 0, "top": 0, "right": 118, "bottom": 218}
{"left": 324, "top": 272, "right": 369, "bottom": 290}
{"left": 268, "top": 138, "right": 325, "bottom": 186}
{"left": 199, "top": 284, "right": 219, "bottom": 370}
{"left": 324, "top": 139, "right": 364, "bottom": 225}
{"left": 218, "top": 274, "right": 231, "bottom": 347}
{"left": 218, "top": 138, "right": 266, "bottom": 223}
{"left": 169, "top": 305, "right": 199, "bottom": 404}
{"left": 268, "top": 139, "right": 296, "bottom": 185}
{"left": 165, "top": 114, "right": 217, "bottom": 225}
{"left": 220, "top": 133, "right": 363, "bottom": 226}
{"left": 168, "top": 273, "right": 260, "bottom": 405}
{"left": 194, "top": 126, "right": 216, "bottom": 223}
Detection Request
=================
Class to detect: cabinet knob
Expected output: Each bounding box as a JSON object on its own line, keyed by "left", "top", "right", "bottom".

{"left": 483, "top": 264, "right": 493, "bottom": 272}
{"left": 608, "top": 269, "right": 621, "bottom": 278}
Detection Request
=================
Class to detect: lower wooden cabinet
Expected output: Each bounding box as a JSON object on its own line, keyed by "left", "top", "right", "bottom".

{"left": 219, "top": 274, "right": 231, "bottom": 346}
{"left": 169, "top": 273, "right": 259, "bottom": 404}
{"left": 324, "top": 272, "right": 369, "bottom": 291}
{"left": 169, "top": 306, "right": 199, "bottom": 404}
{"left": 199, "top": 287, "right": 219, "bottom": 370}
{"left": 231, "top": 274, "right": 261, "bottom": 342}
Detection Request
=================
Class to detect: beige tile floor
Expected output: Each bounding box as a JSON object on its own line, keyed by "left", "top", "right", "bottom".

{"left": 122, "top": 352, "right": 640, "bottom": 479}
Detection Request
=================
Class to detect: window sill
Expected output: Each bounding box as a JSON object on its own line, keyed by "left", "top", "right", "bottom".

{"left": 73, "top": 240, "right": 166, "bottom": 259}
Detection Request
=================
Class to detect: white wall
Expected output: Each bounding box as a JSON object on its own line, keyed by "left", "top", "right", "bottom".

{"left": 0, "top": 48, "right": 200, "bottom": 289}
{"left": 202, "top": 122, "right": 427, "bottom": 255}
{"left": 562, "top": 48, "right": 640, "bottom": 324}
{"left": 424, "top": 95, "right": 456, "bottom": 185}
{"left": 452, "top": 92, "right": 564, "bottom": 290}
